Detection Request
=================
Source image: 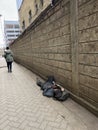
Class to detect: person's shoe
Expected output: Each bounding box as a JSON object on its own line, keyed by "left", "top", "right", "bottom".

{"left": 10, "top": 70, "right": 12, "bottom": 72}
{"left": 8, "top": 70, "right": 10, "bottom": 73}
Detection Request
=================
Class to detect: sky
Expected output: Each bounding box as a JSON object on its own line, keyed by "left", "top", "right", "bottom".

{"left": 0, "top": 0, "right": 19, "bottom": 48}
{"left": 0, "top": 0, "right": 18, "bottom": 21}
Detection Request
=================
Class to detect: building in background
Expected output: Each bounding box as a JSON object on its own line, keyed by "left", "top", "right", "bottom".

{"left": 4, "top": 21, "right": 21, "bottom": 46}
{"left": 0, "top": 14, "right": 5, "bottom": 48}
{"left": 17, "top": 0, "right": 52, "bottom": 31}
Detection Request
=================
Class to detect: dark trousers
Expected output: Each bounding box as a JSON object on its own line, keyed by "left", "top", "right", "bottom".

{"left": 7, "top": 62, "right": 12, "bottom": 72}
{"left": 51, "top": 0, "right": 55, "bottom": 5}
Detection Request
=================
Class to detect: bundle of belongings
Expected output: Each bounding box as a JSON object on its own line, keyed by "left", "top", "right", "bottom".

{"left": 36, "top": 76, "right": 70, "bottom": 101}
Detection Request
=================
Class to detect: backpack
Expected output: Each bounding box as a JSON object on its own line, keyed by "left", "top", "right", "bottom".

{"left": 56, "top": 90, "right": 70, "bottom": 101}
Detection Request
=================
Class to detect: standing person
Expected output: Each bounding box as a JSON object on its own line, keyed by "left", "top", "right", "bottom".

{"left": 50, "top": 0, "right": 54, "bottom": 6}
{"left": 3, "top": 47, "right": 14, "bottom": 73}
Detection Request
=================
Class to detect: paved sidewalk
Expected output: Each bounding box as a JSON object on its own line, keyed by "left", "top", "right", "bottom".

{"left": 0, "top": 57, "right": 98, "bottom": 130}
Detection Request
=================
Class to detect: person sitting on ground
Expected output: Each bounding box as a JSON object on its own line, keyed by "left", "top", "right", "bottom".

{"left": 36, "top": 76, "right": 70, "bottom": 100}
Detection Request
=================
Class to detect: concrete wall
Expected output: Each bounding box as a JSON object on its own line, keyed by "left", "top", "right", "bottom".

{"left": 11, "top": 0, "right": 98, "bottom": 116}
{"left": 78, "top": 0, "right": 98, "bottom": 113}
